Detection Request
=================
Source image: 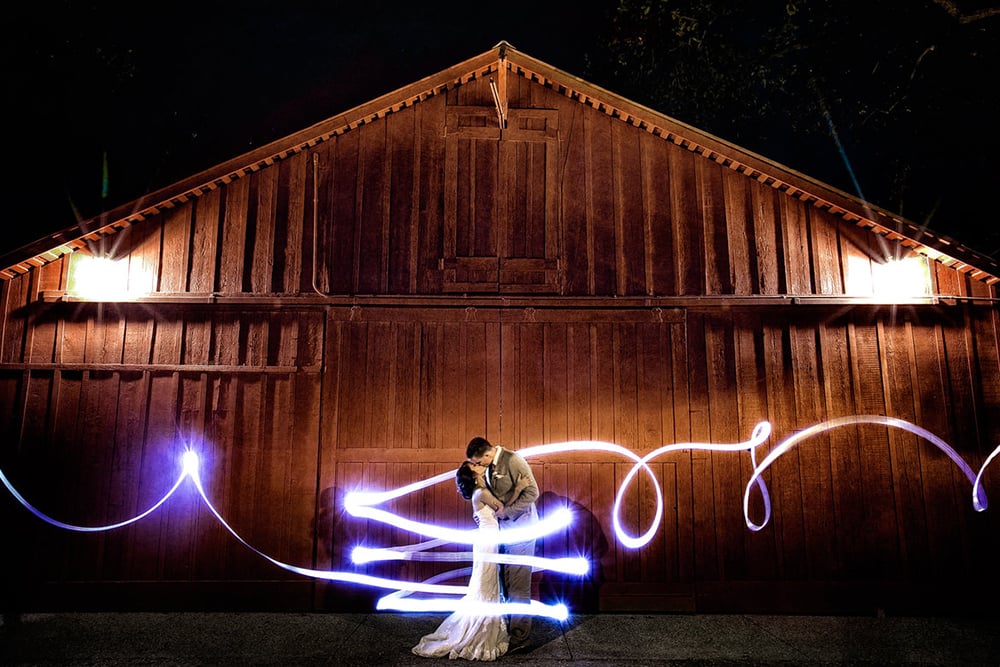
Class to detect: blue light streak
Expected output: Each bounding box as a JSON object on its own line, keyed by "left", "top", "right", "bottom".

{"left": 1, "top": 417, "right": 997, "bottom": 618}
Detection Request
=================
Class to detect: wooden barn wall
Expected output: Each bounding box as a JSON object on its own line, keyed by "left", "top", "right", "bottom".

{"left": 1, "top": 68, "right": 999, "bottom": 613}
{"left": 316, "top": 305, "right": 1000, "bottom": 613}
{"left": 2, "top": 274, "right": 998, "bottom": 612}
{"left": 306, "top": 72, "right": 998, "bottom": 301}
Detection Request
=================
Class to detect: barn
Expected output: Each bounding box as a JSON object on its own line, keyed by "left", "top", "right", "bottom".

{"left": 1, "top": 42, "right": 998, "bottom": 615}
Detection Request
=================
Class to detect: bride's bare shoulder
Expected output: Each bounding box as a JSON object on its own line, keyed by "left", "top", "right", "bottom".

{"left": 472, "top": 487, "right": 501, "bottom": 511}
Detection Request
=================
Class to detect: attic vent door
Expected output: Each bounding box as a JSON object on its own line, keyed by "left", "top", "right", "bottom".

{"left": 442, "top": 107, "right": 560, "bottom": 293}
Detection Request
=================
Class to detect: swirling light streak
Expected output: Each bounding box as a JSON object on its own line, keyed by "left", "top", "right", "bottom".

{"left": 352, "top": 426, "right": 773, "bottom": 614}
{"left": 2, "top": 416, "right": 998, "bottom": 619}
{"left": 512, "top": 422, "right": 773, "bottom": 548}
{"left": 378, "top": 596, "right": 570, "bottom": 620}
{"left": 180, "top": 452, "right": 476, "bottom": 595}
{"left": 742, "top": 415, "right": 993, "bottom": 532}
{"left": 975, "top": 444, "right": 1000, "bottom": 510}
{"left": 0, "top": 451, "right": 191, "bottom": 532}
{"left": 351, "top": 545, "right": 589, "bottom": 575}
{"left": 345, "top": 497, "right": 574, "bottom": 546}
{"left": 370, "top": 565, "right": 571, "bottom": 619}
{"left": 343, "top": 489, "right": 588, "bottom": 615}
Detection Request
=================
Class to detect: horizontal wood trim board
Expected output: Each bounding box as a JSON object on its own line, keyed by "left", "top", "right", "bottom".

{"left": 0, "top": 363, "right": 320, "bottom": 374}
{"left": 327, "top": 307, "right": 686, "bottom": 323}
{"left": 40, "top": 293, "right": 979, "bottom": 310}
{"left": 330, "top": 449, "right": 678, "bottom": 464}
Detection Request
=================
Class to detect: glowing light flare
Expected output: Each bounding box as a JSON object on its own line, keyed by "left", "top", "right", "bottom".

{"left": 845, "top": 254, "right": 932, "bottom": 299}
{"left": 873, "top": 255, "right": 932, "bottom": 298}
{"left": 181, "top": 450, "right": 201, "bottom": 478}
{"left": 68, "top": 254, "right": 153, "bottom": 301}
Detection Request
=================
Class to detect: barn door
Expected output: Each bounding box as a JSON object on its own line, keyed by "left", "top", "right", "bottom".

{"left": 442, "top": 107, "right": 561, "bottom": 293}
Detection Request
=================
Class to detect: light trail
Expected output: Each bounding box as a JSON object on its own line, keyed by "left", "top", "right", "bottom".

{"left": 742, "top": 416, "right": 992, "bottom": 531}
{"left": 0, "top": 416, "right": 996, "bottom": 618}
{"left": 0, "top": 452, "right": 191, "bottom": 532}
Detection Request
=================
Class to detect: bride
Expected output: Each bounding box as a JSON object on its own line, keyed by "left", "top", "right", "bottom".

{"left": 412, "top": 461, "right": 530, "bottom": 661}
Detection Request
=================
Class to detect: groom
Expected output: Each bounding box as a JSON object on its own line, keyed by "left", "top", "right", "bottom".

{"left": 466, "top": 436, "right": 539, "bottom": 652}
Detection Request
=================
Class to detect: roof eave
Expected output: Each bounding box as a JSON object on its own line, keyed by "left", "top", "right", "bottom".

{"left": 2, "top": 42, "right": 997, "bottom": 286}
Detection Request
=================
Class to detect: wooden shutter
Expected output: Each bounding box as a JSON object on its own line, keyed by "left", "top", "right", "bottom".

{"left": 442, "top": 107, "right": 561, "bottom": 293}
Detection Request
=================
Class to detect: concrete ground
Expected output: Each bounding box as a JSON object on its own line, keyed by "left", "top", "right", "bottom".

{"left": 1, "top": 611, "right": 998, "bottom": 666}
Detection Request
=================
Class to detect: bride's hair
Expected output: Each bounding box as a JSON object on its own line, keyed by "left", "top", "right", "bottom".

{"left": 455, "top": 462, "right": 477, "bottom": 500}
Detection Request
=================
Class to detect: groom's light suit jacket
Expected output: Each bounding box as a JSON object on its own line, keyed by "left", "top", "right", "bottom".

{"left": 486, "top": 447, "right": 539, "bottom": 526}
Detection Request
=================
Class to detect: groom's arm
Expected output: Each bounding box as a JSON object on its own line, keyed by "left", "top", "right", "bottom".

{"left": 502, "top": 454, "right": 539, "bottom": 520}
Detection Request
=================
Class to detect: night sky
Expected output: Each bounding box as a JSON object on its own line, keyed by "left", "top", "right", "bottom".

{"left": 3, "top": 1, "right": 998, "bottom": 260}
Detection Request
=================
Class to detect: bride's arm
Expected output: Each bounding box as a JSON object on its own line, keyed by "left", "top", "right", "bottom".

{"left": 472, "top": 488, "right": 504, "bottom": 512}
{"left": 501, "top": 475, "right": 532, "bottom": 508}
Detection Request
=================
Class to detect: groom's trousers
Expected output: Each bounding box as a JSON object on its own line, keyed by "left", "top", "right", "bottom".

{"left": 499, "top": 512, "right": 537, "bottom": 645}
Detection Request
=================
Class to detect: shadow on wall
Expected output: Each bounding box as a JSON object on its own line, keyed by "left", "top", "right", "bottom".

{"left": 536, "top": 491, "right": 608, "bottom": 612}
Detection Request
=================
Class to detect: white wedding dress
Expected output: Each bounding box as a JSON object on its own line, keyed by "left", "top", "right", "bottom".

{"left": 412, "top": 502, "right": 509, "bottom": 661}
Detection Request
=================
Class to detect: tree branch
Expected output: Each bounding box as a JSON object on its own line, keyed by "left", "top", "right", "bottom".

{"left": 930, "top": 0, "right": 1000, "bottom": 23}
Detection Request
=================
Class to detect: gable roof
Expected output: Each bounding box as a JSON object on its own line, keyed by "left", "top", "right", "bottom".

{"left": 3, "top": 41, "right": 997, "bottom": 285}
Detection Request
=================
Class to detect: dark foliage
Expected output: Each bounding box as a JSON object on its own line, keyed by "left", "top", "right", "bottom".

{"left": 585, "top": 0, "right": 1000, "bottom": 256}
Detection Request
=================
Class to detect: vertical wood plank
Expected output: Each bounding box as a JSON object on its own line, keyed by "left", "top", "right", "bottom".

{"left": 251, "top": 167, "right": 278, "bottom": 293}
{"left": 818, "top": 322, "right": 865, "bottom": 578}
{"left": 811, "top": 210, "right": 844, "bottom": 295}
{"left": 780, "top": 195, "right": 812, "bottom": 294}
{"left": 878, "top": 320, "right": 930, "bottom": 578}
{"left": 0, "top": 275, "right": 30, "bottom": 363}
{"left": 387, "top": 108, "right": 416, "bottom": 294}
{"left": 329, "top": 131, "right": 360, "bottom": 294}
{"left": 566, "top": 323, "right": 592, "bottom": 440}
{"left": 698, "top": 159, "right": 730, "bottom": 295}
{"left": 762, "top": 317, "right": 805, "bottom": 579}
{"left": 283, "top": 154, "right": 308, "bottom": 293}
{"left": 416, "top": 96, "right": 445, "bottom": 293}
{"left": 751, "top": 182, "right": 781, "bottom": 295}
{"left": 613, "top": 122, "right": 645, "bottom": 296}
{"left": 704, "top": 314, "right": 746, "bottom": 580}
{"left": 790, "top": 323, "right": 836, "bottom": 577}
{"left": 685, "top": 314, "right": 718, "bottom": 582}
{"left": 668, "top": 320, "right": 695, "bottom": 585}
{"left": 357, "top": 123, "right": 387, "bottom": 294}
{"left": 669, "top": 148, "right": 703, "bottom": 295}
{"left": 911, "top": 320, "right": 965, "bottom": 576}
{"left": 128, "top": 372, "right": 177, "bottom": 580}
{"left": 190, "top": 189, "right": 221, "bottom": 293}
{"left": 159, "top": 206, "right": 193, "bottom": 293}
{"left": 723, "top": 171, "right": 753, "bottom": 296}
{"left": 103, "top": 371, "right": 149, "bottom": 578}
{"left": 734, "top": 313, "right": 779, "bottom": 579}
{"left": 636, "top": 322, "right": 667, "bottom": 583}
{"left": 218, "top": 178, "right": 250, "bottom": 293}
{"left": 640, "top": 133, "right": 674, "bottom": 296}
{"left": 848, "top": 322, "right": 899, "bottom": 576}
{"left": 587, "top": 113, "right": 616, "bottom": 295}
{"left": 561, "top": 106, "right": 589, "bottom": 296}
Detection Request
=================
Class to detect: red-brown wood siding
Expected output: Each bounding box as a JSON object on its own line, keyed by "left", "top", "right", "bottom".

{"left": 1, "top": 66, "right": 998, "bottom": 613}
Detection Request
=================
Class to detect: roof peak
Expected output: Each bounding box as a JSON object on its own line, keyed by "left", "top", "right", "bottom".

{"left": 492, "top": 40, "right": 516, "bottom": 58}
